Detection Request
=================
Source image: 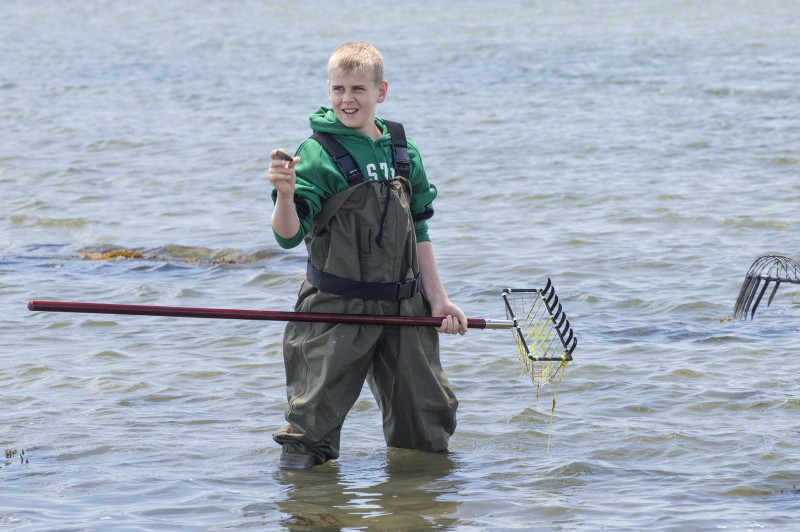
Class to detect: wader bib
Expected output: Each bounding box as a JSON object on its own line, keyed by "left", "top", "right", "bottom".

{"left": 273, "top": 172, "right": 458, "bottom": 466}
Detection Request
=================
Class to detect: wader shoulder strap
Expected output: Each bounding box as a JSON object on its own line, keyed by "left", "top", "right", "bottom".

{"left": 382, "top": 120, "right": 410, "bottom": 179}
{"left": 310, "top": 131, "right": 364, "bottom": 187}
{"left": 310, "top": 121, "right": 410, "bottom": 185}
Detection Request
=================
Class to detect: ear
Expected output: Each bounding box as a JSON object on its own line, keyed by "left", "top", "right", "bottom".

{"left": 377, "top": 81, "right": 388, "bottom": 103}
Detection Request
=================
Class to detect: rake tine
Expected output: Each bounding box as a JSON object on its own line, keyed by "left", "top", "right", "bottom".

{"left": 734, "top": 277, "right": 756, "bottom": 319}
{"left": 543, "top": 291, "right": 557, "bottom": 311}
{"left": 749, "top": 279, "right": 771, "bottom": 319}
{"left": 766, "top": 280, "right": 782, "bottom": 308}
{"left": 542, "top": 288, "right": 558, "bottom": 309}
{"left": 546, "top": 294, "right": 559, "bottom": 314}
{"left": 563, "top": 328, "right": 574, "bottom": 347}
{"left": 734, "top": 275, "right": 752, "bottom": 301}
{"left": 555, "top": 310, "right": 566, "bottom": 332}
{"left": 544, "top": 307, "right": 561, "bottom": 325}
{"left": 733, "top": 275, "right": 757, "bottom": 319}
{"left": 567, "top": 336, "right": 577, "bottom": 354}
{"left": 542, "top": 277, "right": 552, "bottom": 297}
{"left": 556, "top": 314, "right": 569, "bottom": 335}
{"left": 550, "top": 316, "right": 572, "bottom": 356}
{"left": 740, "top": 277, "right": 762, "bottom": 320}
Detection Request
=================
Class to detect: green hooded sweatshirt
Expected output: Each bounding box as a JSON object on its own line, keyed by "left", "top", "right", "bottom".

{"left": 271, "top": 107, "right": 438, "bottom": 249}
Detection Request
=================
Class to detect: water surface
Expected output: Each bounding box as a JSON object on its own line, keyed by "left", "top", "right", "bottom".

{"left": 2, "top": 0, "right": 799, "bottom": 529}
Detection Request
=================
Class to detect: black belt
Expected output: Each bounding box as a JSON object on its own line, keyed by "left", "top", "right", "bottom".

{"left": 306, "top": 262, "right": 421, "bottom": 301}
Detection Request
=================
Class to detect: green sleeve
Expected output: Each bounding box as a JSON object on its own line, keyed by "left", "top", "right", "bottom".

{"left": 270, "top": 139, "right": 346, "bottom": 249}
{"left": 272, "top": 221, "right": 309, "bottom": 249}
{"left": 407, "top": 138, "right": 437, "bottom": 243}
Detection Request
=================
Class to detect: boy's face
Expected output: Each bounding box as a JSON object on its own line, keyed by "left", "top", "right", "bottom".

{"left": 328, "top": 70, "right": 387, "bottom": 140}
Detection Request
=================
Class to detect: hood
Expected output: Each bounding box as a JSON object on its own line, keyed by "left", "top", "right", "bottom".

{"left": 309, "top": 106, "right": 387, "bottom": 140}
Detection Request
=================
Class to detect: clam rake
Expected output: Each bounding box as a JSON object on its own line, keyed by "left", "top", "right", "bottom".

{"left": 733, "top": 255, "right": 800, "bottom": 320}
{"left": 28, "top": 278, "right": 576, "bottom": 375}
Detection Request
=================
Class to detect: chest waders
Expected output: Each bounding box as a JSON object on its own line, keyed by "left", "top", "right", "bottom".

{"left": 274, "top": 121, "right": 458, "bottom": 468}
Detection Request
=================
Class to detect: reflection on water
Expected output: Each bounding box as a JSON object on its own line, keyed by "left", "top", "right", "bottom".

{"left": 268, "top": 450, "right": 460, "bottom": 531}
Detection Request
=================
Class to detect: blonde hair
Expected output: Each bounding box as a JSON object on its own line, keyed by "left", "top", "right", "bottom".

{"left": 327, "top": 41, "right": 384, "bottom": 86}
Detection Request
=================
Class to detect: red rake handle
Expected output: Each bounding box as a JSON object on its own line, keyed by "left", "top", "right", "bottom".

{"left": 28, "top": 300, "right": 491, "bottom": 329}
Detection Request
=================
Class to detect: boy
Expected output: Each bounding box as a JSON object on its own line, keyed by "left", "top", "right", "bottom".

{"left": 268, "top": 41, "right": 467, "bottom": 470}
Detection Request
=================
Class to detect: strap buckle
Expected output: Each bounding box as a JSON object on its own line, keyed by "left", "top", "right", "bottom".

{"left": 392, "top": 146, "right": 410, "bottom": 178}
{"left": 394, "top": 275, "right": 420, "bottom": 300}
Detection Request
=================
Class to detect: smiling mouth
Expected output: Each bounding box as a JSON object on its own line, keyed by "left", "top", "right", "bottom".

{"left": 342, "top": 108, "right": 358, "bottom": 116}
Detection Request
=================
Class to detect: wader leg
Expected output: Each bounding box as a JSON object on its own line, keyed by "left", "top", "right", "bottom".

{"left": 273, "top": 319, "right": 381, "bottom": 466}
{"left": 368, "top": 324, "right": 458, "bottom": 452}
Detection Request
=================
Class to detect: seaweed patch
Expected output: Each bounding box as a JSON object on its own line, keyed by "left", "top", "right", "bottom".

{"left": 3, "top": 449, "right": 29, "bottom": 468}
{"left": 76, "top": 247, "right": 251, "bottom": 265}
